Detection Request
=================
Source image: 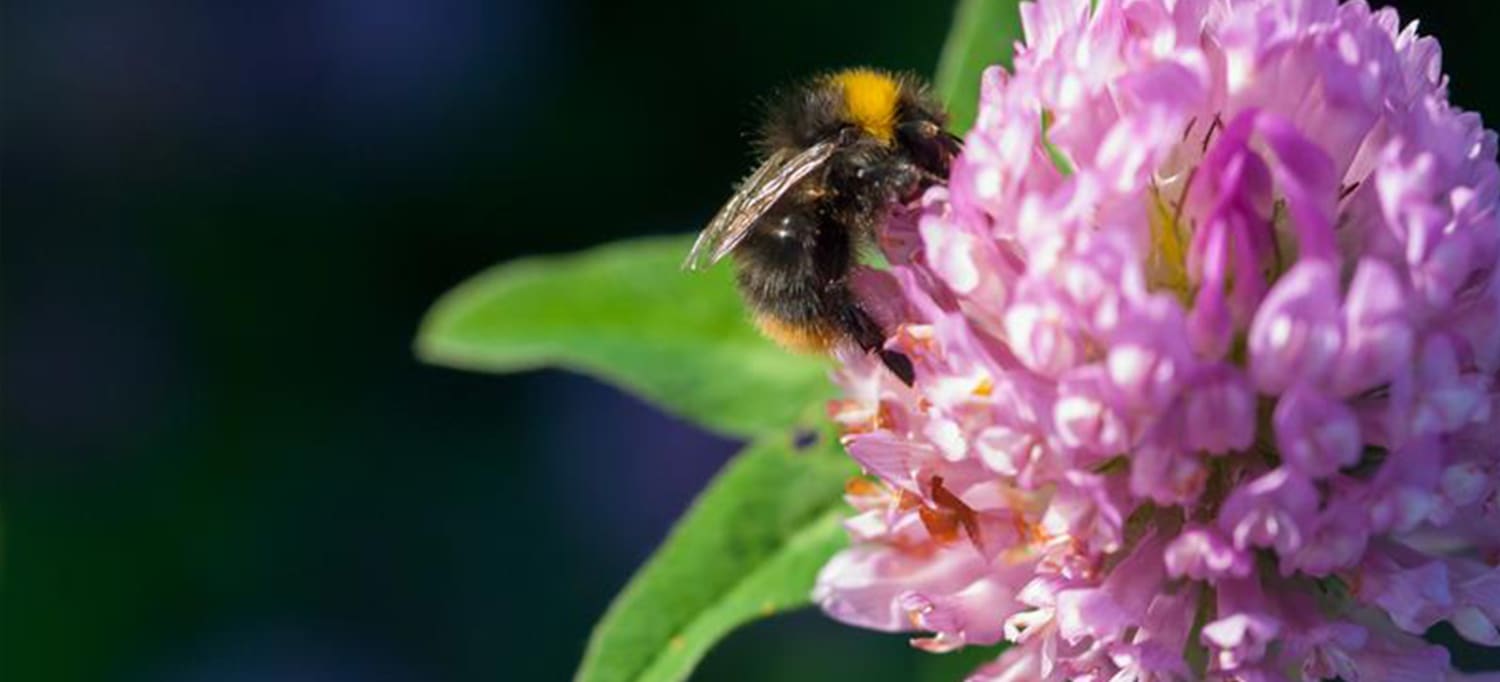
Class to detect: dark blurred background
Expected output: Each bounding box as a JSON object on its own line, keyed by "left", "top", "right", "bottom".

{"left": 3, "top": 1, "right": 1497, "bottom": 680}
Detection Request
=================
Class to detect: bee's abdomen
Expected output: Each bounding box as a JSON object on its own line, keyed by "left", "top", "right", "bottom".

{"left": 730, "top": 196, "right": 914, "bottom": 383}
{"left": 733, "top": 206, "right": 850, "bottom": 352}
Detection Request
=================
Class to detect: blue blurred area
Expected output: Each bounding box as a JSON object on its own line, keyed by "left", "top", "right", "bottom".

{"left": 2, "top": 0, "right": 1497, "bottom": 680}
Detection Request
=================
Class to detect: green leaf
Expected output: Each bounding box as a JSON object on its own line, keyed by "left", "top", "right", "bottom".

{"left": 1041, "top": 110, "right": 1076, "bottom": 175}
{"left": 416, "top": 235, "right": 834, "bottom": 438}
{"left": 934, "top": 0, "right": 1022, "bottom": 135}
{"left": 575, "top": 434, "right": 857, "bottom": 682}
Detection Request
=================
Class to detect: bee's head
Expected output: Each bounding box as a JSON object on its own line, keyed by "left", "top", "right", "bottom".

{"left": 828, "top": 69, "right": 957, "bottom": 174}
{"left": 758, "top": 69, "right": 956, "bottom": 172}
{"left": 829, "top": 68, "right": 903, "bottom": 144}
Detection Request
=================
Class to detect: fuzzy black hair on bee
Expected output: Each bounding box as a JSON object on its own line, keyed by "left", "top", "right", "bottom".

{"left": 685, "top": 68, "right": 961, "bottom": 386}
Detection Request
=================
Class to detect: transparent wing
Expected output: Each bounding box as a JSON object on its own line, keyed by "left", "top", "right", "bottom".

{"left": 682, "top": 141, "right": 837, "bottom": 271}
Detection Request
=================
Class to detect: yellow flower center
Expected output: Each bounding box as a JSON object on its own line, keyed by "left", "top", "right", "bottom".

{"left": 1147, "top": 185, "right": 1193, "bottom": 302}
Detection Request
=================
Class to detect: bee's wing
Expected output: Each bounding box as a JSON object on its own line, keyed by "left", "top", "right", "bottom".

{"left": 682, "top": 140, "right": 838, "bottom": 271}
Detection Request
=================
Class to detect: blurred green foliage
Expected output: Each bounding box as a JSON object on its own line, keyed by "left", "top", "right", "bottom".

{"left": 935, "top": 0, "right": 1020, "bottom": 133}
{"left": 417, "top": 236, "right": 832, "bottom": 439}
{"left": 574, "top": 434, "right": 853, "bottom": 682}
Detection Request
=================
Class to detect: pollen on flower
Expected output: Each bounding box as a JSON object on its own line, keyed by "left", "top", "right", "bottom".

{"left": 1146, "top": 185, "right": 1192, "bottom": 300}
{"left": 828, "top": 398, "right": 895, "bottom": 434}
{"left": 811, "top": 0, "right": 1500, "bottom": 680}
{"left": 967, "top": 378, "right": 992, "bottom": 399}
{"left": 903, "top": 324, "right": 936, "bottom": 344}
{"left": 844, "top": 476, "right": 882, "bottom": 499}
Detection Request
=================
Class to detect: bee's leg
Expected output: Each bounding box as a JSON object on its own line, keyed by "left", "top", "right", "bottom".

{"left": 879, "top": 349, "right": 916, "bottom": 386}
{"left": 854, "top": 154, "right": 947, "bottom": 204}
{"left": 846, "top": 157, "right": 926, "bottom": 204}
{"left": 896, "top": 120, "right": 962, "bottom": 177}
{"left": 839, "top": 302, "right": 915, "bottom": 386}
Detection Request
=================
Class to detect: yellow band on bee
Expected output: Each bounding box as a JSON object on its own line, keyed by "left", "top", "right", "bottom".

{"left": 753, "top": 313, "right": 834, "bottom": 353}
{"left": 831, "top": 69, "right": 899, "bottom": 143}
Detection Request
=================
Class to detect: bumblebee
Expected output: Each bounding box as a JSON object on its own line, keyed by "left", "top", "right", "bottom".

{"left": 684, "top": 68, "right": 960, "bottom": 384}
